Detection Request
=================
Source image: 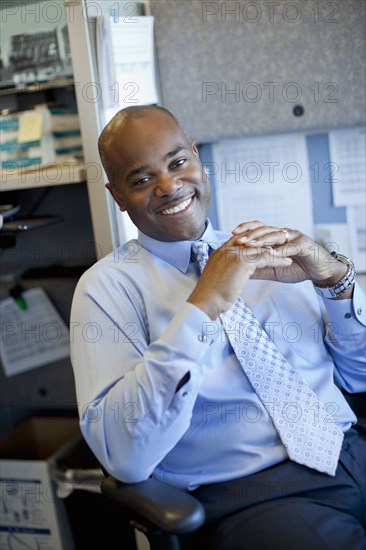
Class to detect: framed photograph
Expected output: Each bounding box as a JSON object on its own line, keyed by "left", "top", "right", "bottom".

{"left": 0, "top": 1, "right": 73, "bottom": 88}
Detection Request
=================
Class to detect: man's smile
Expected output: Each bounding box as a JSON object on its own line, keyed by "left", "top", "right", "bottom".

{"left": 158, "top": 194, "right": 195, "bottom": 216}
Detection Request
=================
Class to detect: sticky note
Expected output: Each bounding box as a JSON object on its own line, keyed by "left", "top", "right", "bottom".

{"left": 18, "top": 111, "right": 43, "bottom": 143}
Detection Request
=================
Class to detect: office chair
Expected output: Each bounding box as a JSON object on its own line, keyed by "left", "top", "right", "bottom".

{"left": 51, "top": 434, "right": 205, "bottom": 550}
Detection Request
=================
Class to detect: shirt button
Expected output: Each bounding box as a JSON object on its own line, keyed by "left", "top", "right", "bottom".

{"left": 344, "top": 313, "right": 351, "bottom": 319}
{"left": 182, "top": 391, "right": 188, "bottom": 397}
{"left": 198, "top": 334, "right": 207, "bottom": 343}
{"left": 357, "top": 308, "right": 362, "bottom": 315}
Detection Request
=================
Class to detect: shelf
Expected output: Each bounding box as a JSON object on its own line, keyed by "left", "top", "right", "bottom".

{"left": 0, "top": 78, "right": 75, "bottom": 97}
{"left": 0, "top": 161, "right": 85, "bottom": 192}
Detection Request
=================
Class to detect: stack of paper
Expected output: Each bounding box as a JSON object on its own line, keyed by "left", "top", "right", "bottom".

{"left": 49, "top": 107, "right": 83, "bottom": 161}
{"left": 0, "top": 106, "right": 84, "bottom": 174}
{"left": 0, "top": 107, "right": 55, "bottom": 170}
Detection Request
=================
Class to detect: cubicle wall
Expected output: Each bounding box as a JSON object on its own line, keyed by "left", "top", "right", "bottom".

{"left": 151, "top": 0, "right": 365, "bottom": 143}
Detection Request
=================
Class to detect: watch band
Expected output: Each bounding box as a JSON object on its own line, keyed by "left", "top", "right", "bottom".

{"left": 313, "top": 252, "right": 355, "bottom": 299}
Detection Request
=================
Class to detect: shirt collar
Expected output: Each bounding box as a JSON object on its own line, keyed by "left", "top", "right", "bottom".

{"left": 137, "top": 219, "right": 219, "bottom": 273}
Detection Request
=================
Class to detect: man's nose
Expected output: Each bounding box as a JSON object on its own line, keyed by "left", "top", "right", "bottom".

{"left": 154, "top": 173, "right": 182, "bottom": 196}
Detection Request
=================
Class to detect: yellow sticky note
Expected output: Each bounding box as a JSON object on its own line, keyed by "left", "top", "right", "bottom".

{"left": 18, "top": 112, "right": 43, "bottom": 143}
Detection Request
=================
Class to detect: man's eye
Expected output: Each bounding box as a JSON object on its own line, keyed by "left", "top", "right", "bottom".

{"left": 133, "top": 177, "right": 150, "bottom": 186}
{"left": 172, "top": 158, "right": 187, "bottom": 169}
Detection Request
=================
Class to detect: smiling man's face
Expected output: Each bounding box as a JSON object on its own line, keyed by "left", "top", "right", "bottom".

{"left": 103, "top": 108, "right": 212, "bottom": 242}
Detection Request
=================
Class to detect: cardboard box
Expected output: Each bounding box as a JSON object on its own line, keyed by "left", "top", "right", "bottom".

{"left": 0, "top": 416, "right": 81, "bottom": 550}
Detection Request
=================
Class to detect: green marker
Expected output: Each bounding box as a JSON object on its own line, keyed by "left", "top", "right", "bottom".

{"left": 9, "top": 284, "right": 28, "bottom": 311}
{"left": 14, "top": 295, "right": 28, "bottom": 310}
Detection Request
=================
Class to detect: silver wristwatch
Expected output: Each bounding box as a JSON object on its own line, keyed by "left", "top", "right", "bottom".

{"left": 313, "top": 252, "right": 355, "bottom": 299}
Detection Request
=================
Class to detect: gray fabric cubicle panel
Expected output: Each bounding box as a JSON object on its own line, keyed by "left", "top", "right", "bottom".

{"left": 150, "top": 0, "right": 365, "bottom": 143}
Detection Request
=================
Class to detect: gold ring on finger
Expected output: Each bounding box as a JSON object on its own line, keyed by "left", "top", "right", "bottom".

{"left": 280, "top": 228, "right": 289, "bottom": 244}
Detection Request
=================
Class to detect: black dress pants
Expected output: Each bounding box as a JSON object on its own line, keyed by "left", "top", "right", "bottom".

{"left": 181, "top": 425, "right": 366, "bottom": 550}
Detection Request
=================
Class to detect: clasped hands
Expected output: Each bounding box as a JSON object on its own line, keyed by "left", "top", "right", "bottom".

{"left": 188, "top": 220, "right": 350, "bottom": 320}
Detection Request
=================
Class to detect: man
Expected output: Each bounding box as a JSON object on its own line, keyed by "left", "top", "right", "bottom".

{"left": 70, "top": 105, "right": 366, "bottom": 549}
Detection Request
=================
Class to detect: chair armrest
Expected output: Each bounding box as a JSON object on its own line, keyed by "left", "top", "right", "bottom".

{"left": 49, "top": 435, "right": 105, "bottom": 497}
{"left": 101, "top": 476, "right": 206, "bottom": 535}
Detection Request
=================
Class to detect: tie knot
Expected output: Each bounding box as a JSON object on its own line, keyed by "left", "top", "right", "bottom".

{"left": 191, "top": 241, "right": 210, "bottom": 272}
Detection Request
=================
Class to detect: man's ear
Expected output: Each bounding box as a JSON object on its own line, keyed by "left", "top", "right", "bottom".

{"left": 191, "top": 140, "right": 199, "bottom": 158}
{"left": 105, "top": 183, "right": 126, "bottom": 212}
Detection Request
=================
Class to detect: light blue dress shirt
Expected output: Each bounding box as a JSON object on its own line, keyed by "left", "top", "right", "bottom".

{"left": 70, "top": 220, "right": 366, "bottom": 490}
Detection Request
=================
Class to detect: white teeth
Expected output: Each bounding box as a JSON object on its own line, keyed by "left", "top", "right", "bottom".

{"left": 161, "top": 196, "right": 192, "bottom": 215}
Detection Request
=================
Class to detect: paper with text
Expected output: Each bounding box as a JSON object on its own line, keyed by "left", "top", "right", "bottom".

{"left": 0, "top": 287, "right": 70, "bottom": 377}
{"left": 329, "top": 127, "right": 366, "bottom": 206}
{"left": 211, "top": 133, "right": 314, "bottom": 237}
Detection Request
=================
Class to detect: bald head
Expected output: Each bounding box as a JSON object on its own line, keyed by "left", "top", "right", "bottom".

{"left": 99, "top": 104, "right": 211, "bottom": 241}
{"left": 98, "top": 105, "right": 189, "bottom": 187}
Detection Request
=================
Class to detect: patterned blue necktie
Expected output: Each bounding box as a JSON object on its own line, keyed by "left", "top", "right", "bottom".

{"left": 191, "top": 240, "right": 344, "bottom": 476}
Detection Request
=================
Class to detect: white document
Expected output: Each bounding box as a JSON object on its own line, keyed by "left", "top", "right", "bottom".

{"left": 97, "top": 14, "right": 159, "bottom": 124}
{"left": 328, "top": 127, "right": 366, "bottom": 206}
{"left": 0, "top": 287, "right": 70, "bottom": 377}
{"left": 347, "top": 205, "right": 366, "bottom": 273}
{"left": 211, "top": 133, "right": 314, "bottom": 237}
{"left": 0, "top": 461, "right": 73, "bottom": 550}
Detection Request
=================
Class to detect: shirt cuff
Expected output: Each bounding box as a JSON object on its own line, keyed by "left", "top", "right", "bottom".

{"left": 321, "top": 281, "right": 366, "bottom": 332}
{"left": 160, "top": 301, "right": 220, "bottom": 361}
